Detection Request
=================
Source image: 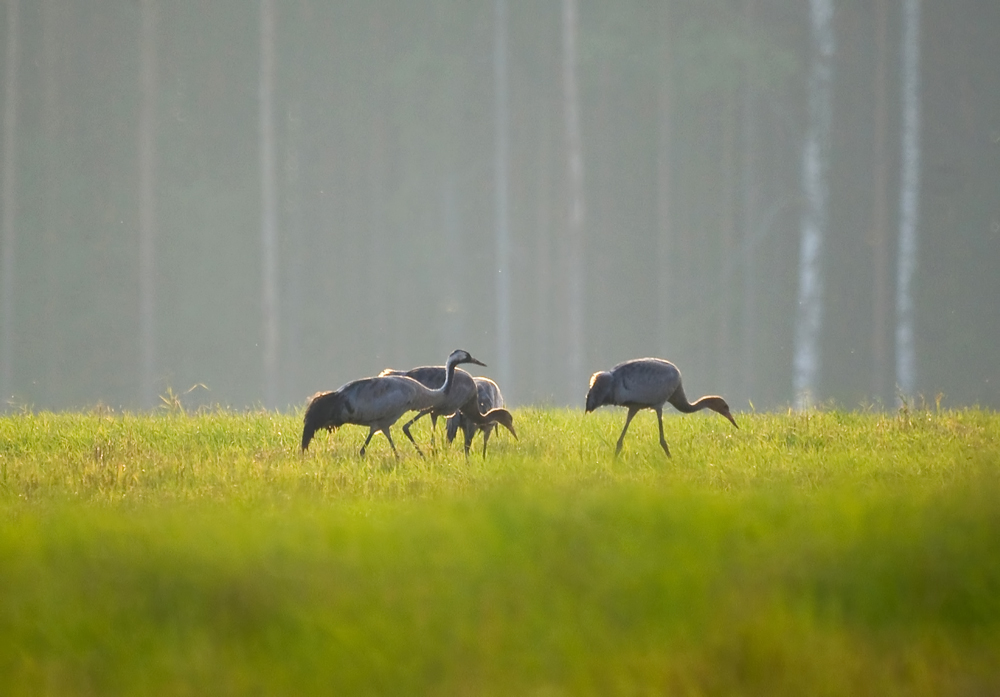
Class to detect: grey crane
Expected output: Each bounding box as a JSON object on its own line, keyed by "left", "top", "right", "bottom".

{"left": 376, "top": 364, "right": 474, "bottom": 441}
{"left": 445, "top": 376, "right": 507, "bottom": 457}
{"left": 585, "top": 357, "right": 738, "bottom": 457}
{"left": 379, "top": 365, "right": 516, "bottom": 451}
{"left": 301, "top": 349, "right": 484, "bottom": 457}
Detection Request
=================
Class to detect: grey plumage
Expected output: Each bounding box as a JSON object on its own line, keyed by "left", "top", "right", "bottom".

{"left": 585, "top": 357, "right": 738, "bottom": 457}
{"left": 381, "top": 365, "right": 516, "bottom": 452}
{"left": 301, "top": 349, "right": 484, "bottom": 457}
{"left": 445, "top": 376, "right": 506, "bottom": 457}
{"left": 377, "top": 364, "right": 476, "bottom": 444}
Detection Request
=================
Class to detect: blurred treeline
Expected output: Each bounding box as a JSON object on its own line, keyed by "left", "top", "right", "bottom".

{"left": 0, "top": 0, "right": 998, "bottom": 411}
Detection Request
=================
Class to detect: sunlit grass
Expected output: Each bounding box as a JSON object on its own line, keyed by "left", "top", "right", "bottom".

{"left": 1, "top": 406, "right": 998, "bottom": 694}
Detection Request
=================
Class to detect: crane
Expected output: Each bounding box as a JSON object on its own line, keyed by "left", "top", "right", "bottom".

{"left": 585, "top": 357, "right": 738, "bottom": 457}
{"left": 380, "top": 365, "right": 516, "bottom": 451}
{"left": 445, "top": 376, "right": 507, "bottom": 457}
{"left": 301, "top": 349, "right": 484, "bottom": 457}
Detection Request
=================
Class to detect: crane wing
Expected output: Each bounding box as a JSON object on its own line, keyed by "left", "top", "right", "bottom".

{"left": 612, "top": 358, "right": 681, "bottom": 406}
{"left": 337, "top": 376, "right": 422, "bottom": 426}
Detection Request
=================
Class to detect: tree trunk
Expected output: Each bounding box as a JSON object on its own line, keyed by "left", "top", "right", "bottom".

{"left": 493, "top": 0, "right": 512, "bottom": 398}
{"left": 138, "top": 0, "right": 159, "bottom": 409}
{"left": 282, "top": 1, "right": 308, "bottom": 403}
{"left": 1, "top": 0, "right": 21, "bottom": 406}
{"left": 440, "top": 175, "right": 464, "bottom": 357}
{"left": 655, "top": 2, "right": 674, "bottom": 360}
{"left": 718, "top": 95, "right": 737, "bottom": 394}
{"left": 533, "top": 105, "right": 553, "bottom": 403}
{"left": 367, "top": 8, "right": 391, "bottom": 367}
{"left": 740, "top": 0, "right": 759, "bottom": 408}
{"left": 793, "top": 0, "right": 835, "bottom": 410}
{"left": 870, "top": 0, "right": 891, "bottom": 405}
{"left": 896, "top": 0, "right": 922, "bottom": 404}
{"left": 42, "top": 0, "right": 63, "bottom": 408}
{"left": 589, "top": 57, "right": 612, "bottom": 372}
{"left": 561, "top": 0, "right": 585, "bottom": 403}
{"left": 259, "top": 0, "right": 280, "bottom": 408}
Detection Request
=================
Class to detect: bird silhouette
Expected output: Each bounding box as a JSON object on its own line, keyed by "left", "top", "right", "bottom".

{"left": 380, "top": 365, "right": 516, "bottom": 451}
{"left": 445, "top": 376, "right": 508, "bottom": 457}
{"left": 301, "top": 349, "right": 484, "bottom": 457}
{"left": 585, "top": 357, "right": 738, "bottom": 457}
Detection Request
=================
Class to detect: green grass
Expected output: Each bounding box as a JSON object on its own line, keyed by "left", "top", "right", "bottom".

{"left": 1, "top": 406, "right": 999, "bottom": 695}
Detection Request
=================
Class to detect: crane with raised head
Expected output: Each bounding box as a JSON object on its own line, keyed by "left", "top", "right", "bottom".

{"left": 585, "top": 357, "right": 738, "bottom": 457}
{"left": 445, "top": 376, "right": 507, "bottom": 457}
{"left": 380, "top": 365, "right": 516, "bottom": 451}
{"left": 301, "top": 349, "right": 484, "bottom": 457}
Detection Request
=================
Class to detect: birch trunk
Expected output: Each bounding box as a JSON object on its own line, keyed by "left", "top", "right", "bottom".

{"left": 740, "top": 0, "right": 759, "bottom": 406}
{"left": 871, "top": 0, "right": 891, "bottom": 405}
{"left": 793, "top": 0, "right": 835, "bottom": 410}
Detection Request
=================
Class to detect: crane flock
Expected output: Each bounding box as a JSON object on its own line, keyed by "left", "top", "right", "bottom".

{"left": 377, "top": 365, "right": 516, "bottom": 453}
{"left": 302, "top": 352, "right": 737, "bottom": 459}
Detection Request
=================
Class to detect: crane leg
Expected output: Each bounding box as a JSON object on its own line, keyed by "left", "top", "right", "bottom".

{"left": 463, "top": 421, "right": 475, "bottom": 456}
{"left": 401, "top": 411, "right": 424, "bottom": 441}
{"left": 615, "top": 407, "right": 640, "bottom": 456}
{"left": 396, "top": 423, "right": 424, "bottom": 458}
{"left": 402, "top": 409, "right": 433, "bottom": 450}
{"left": 381, "top": 428, "right": 403, "bottom": 459}
{"left": 359, "top": 427, "right": 378, "bottom": 457}
{"left": 655, "top": 407, "right": 672, "bottom": 457}
{"left": 482, "top": 425, "right": 493, "bottom": 458}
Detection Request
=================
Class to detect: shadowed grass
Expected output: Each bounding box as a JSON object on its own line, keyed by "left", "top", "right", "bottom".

{"left": 1, "top": 407, "right": 998, "bottom": 694}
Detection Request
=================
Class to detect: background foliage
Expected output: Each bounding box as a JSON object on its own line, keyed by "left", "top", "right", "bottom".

{"left": 1, "top": 0, "right": 999, "bottom": 411}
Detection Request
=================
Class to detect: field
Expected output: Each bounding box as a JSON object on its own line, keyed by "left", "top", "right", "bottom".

{"left": 1, "top": 404, "right": 999, "bottom": 695}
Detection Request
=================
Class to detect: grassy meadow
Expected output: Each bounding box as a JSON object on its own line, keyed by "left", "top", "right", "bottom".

{"left": 1, "top": 404, "right": 999, "bottom": 695}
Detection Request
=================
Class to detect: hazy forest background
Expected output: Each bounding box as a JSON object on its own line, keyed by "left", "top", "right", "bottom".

{"left": 1, "top": 0, "right": 998, "bottom": 413}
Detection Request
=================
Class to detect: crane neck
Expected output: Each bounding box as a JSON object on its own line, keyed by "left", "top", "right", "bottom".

{"left": 666, "top": 384, "right": 710, "bottom": 413}
{"left": 438, "top": 356, "right": 459, "bottom": 396}
{"left": 668, "top": 386, "right": 727, "bottom": 417}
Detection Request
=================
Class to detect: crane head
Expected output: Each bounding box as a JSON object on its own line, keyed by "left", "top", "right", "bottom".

{"left": 487, "top": 408, "right": 518, "bottom": 440}
{"left": 585, "top": 371, "right": 613, "bottom": 412}
{"left": 447, "top": 349, "right": 487, "bottom": 369}
{"left": 708, "top": 397, "right": 738, "bottom": 429}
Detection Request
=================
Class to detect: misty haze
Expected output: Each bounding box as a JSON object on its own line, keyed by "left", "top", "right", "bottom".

{"left": 1, "top": 0, "right": 998, "bottom": 413}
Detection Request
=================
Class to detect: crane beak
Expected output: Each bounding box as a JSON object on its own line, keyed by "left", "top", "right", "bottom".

{"left": 467, "top": 357, "right": 487, "bottom": 367}
{"left": 725, "top": 411, "right": 739, "bottom": 429}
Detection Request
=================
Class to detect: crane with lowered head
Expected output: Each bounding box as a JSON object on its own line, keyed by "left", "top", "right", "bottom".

{"left": 585, "top": 357, "right": 738, "bottom": 457}
{"left": 445, "top": 376, "right": 508, "bottom": 457}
